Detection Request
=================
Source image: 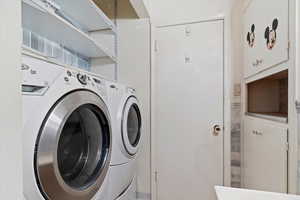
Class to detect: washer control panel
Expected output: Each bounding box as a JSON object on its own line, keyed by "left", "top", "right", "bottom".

{"left": 65, "top": 70, "right": 107, "bottom": 97}
{"left": 22, "top": 55, "right": 107, "bottom": 97}
{"left": 66, "top": 70, "right": 100, "bottom": 86}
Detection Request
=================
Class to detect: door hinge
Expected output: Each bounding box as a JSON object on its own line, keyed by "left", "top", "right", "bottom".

{"left": 286, "top": 142, "right": 289, "bottom": 151}
{"left": 286, "top": 130, "right": 289, "bottom": 152}
{"left": 287, "top": 41, "right": 290, "bottom": 59}
{"left": 155, "top": 171, "right": 158, "bottom": 182}
{"left": 154, "top": 40, "right": 158, "bottom": 52}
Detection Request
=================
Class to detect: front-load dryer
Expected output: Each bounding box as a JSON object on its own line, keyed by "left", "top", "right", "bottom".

{"left": 22, "top": 54, "right": 112, "bottom": 200}
{"left": 106, "top": 82, "right": 142, "bottom": 199}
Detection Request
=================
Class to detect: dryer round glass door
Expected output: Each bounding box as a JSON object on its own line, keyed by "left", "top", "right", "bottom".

{"left": 35, "top": 91, "right": 111, "bottom": 200}
{"left": 122, "top": 96, "right": 142, "bottom": 155}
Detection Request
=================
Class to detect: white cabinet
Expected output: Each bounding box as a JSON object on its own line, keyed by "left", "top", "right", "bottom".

{"left": 244, "top": 0, "right": 289, "bottom": 78}
{"left": 243, "top": 116, "right": 288, "bottom": 193}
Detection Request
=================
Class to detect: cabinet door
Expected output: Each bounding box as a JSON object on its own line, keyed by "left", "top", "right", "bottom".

{"left": 244, "top": 0, "right": 289, "bottom": 78}
{"left": 244, "top": 0, "right": 263, "bottom": 78}
{"left": 258, "top": 0, "right": 289, "bottom": 71}
{"left": 243, "top": 116, "right": 288, "bottom": 193}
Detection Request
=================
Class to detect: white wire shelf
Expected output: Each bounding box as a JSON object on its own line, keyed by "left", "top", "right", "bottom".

{"left": 22, "top": 0, "right": 117, "bottom": 63}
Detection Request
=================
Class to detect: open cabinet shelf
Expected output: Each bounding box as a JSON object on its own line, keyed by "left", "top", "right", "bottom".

{"left": 22, "top": 0, "right": 117, "bottom": 62}
{"left": 246, "top": 112, "right": 288, "bottom": 123}
{"left": 246, "top": 70, "right": 288, "bottom": 123}
{"left": 57, "top": 0, "right": 116, "bottom": 33}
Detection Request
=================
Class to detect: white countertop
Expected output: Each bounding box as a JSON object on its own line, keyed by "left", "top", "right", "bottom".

{"left": 215, "top": 186, "right": 300, "bottom": 200}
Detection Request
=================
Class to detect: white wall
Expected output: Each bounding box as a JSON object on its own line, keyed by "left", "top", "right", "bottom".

{"left": 114, "top": 2, "right": 152, "bottom": 199}
{"left": 91, "top": 58, "right": 116, "bottom": 81}
{"left": 230, "top": 0, "right": 244, "bottom": 188}
{"left": 150, "top": 0, "right": 244, "bottom": 84}
{"left": 151, "top": 0, "right": 227, "bottom": 26}
{"left": 117, "top": 19, "right": 151, "bottom": 199}
{"left": 142, "top": 0, "right": 151, "bottom": 16}
{"left": 231, "top": 0, "right": 244, "bottom": 86}
{"left": 0, "top": 0, "right": 22, "bottom": 198}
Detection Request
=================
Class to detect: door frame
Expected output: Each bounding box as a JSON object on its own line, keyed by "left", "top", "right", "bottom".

{"left": 150, "top": 16, "right": 232, "bottom": 200}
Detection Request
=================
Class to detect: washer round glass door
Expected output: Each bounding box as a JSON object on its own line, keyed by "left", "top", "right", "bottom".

{"left": 122, "top": 96, "right": 142, "bottom": 155}
{"left": 35, "top": 91, "right": 111, "bottom": 200}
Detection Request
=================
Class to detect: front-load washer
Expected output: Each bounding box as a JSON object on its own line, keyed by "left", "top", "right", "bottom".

{"left": 22, "top": 54, "right": 112, "bottom": 200}
{"left": 106, "top": 82, "right": 142, "bottom": 199}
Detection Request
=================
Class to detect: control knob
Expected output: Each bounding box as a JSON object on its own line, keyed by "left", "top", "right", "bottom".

{"left": 77, "top": 73, "right": 87, "bottom": 85}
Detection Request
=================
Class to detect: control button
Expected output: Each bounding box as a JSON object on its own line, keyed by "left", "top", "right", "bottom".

{"left": 30, "top": 69, "right": 37, "bottom": 75}
{"left": 21, "top": 64, "right": 30, "bottom": 71}
{"left": 67, "top": 71, "right": 72, "bottom": 77}
{"left": 64, "top": 77, "right": 69, "bottom": 82}
{"left": 110, "top": 85, "right": 116, "bottom": 88}
{"left": 77, "top": 73, "right": 87, "bottom": 85}
{"left": 128, "top": 87, "right": 135, "bottom": 93}
{"left": 93, "top": 78, "right": 101, "bottom": 84}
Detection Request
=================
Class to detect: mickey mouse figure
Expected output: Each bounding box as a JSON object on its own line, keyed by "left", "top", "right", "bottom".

{"left": 246, "top": 24, "right": 255, "bottom": 48}
{"left": 264, "top": 18, "right": 278, "bottom": 50}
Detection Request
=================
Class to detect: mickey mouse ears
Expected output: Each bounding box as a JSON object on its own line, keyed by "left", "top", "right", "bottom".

{"left": 264, "top": 26, "right": 270, "bottom": 39}
{"left": 251, "top": 24, "right": 255, "bottom": 32}
{"left": 272, "top": 18, "right": 278, "bottom": 30}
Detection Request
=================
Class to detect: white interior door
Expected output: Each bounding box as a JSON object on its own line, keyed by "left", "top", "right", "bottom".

{"left": 154, "top": 20, "right": 224, "bottom": 200}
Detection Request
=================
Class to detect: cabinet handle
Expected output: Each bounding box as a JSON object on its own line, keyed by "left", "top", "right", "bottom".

{"left": 252, "top": 130, "right": 263, "bottom": 136}
{"left": 257, "top": 59, "right": 263, "bottom": 64}
{"left": 252, "top": 59, "right": 263, "bottom": 67}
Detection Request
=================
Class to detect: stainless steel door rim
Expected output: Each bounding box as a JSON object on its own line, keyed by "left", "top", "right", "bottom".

{"left": 35, "top": 90, "right": 111, "bottom": 200}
